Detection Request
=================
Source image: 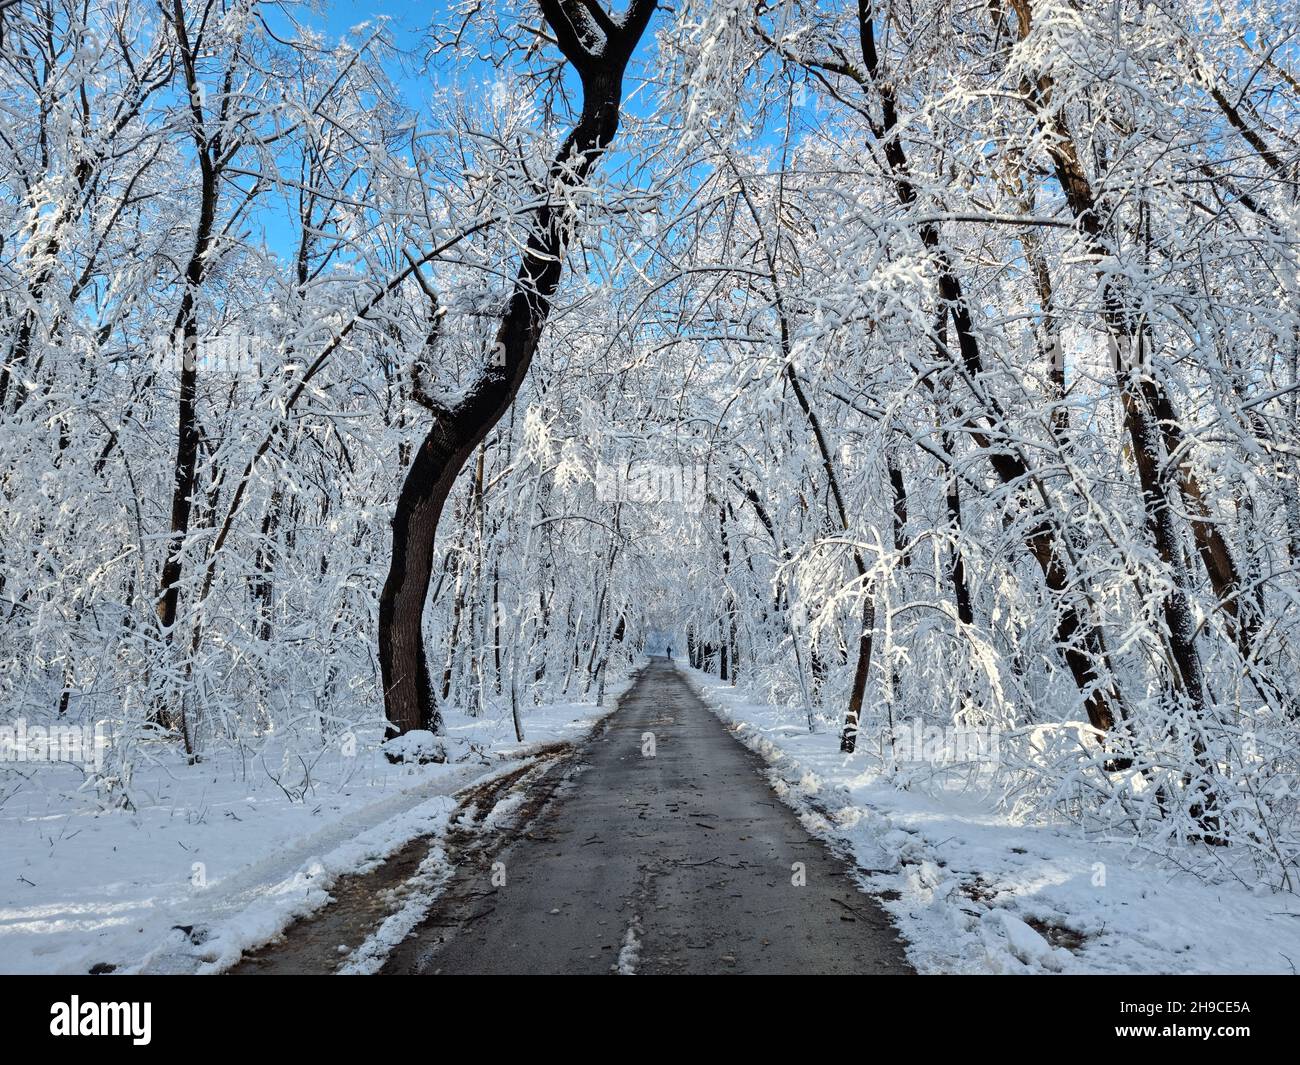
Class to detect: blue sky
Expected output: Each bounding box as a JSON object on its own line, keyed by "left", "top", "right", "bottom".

{"left": 296, "top": 0, "right": 437, "bottom": 102}
{"left": 249, "top": 1, "right": 491, "bottom": 256}
{"left": 250, "top": 1, "right": 660, "bottom": 259}
{"left": 248, "top": 1, "right": 655, "bottom": 256}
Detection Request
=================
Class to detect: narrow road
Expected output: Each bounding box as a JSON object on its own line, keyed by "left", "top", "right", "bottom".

{"left": 383, "top": 658, "right": 911, "bottom": 975}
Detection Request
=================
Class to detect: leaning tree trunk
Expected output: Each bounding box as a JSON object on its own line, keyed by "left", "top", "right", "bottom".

{"left": 824, "top": 2, "right": 1128, "bottom": 745}
{"left": 1004, "top": 0, "right": 1224, "bottom": 830}
{"left": 747, "top": 0, "right": 1124, "bottom": 747}
{"left": 378, "top": 1, "right": 658, "bottom": 739}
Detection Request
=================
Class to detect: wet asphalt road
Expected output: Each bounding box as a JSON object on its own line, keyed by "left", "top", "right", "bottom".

{"left": 383, "top": 658, "right": 912, "bottom": 975}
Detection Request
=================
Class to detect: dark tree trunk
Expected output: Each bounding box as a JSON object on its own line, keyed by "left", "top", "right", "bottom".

{"left": 1007, "top": 0, "right": 1246, "bottom": 653}
{"left": 935, "top": 316, "right": 974, "bottom": 627}
{"left": 153, "top": 1, "right": 235, "bottom": 747}
{"left": 156, "top": 170, "right": 217, "bottom": 643}
{"left": 441, "top": 547, "right": 467, "bottom": 702}
{"left": 1005, "top": 0, "right": 1228, "bottom": 821}
{"left": 253, "top": 486, "right": 283, "bottom": 643}
{"left": 378, "top": 1, "right": 658, "bottom": 738}
{"left": 492, "top": 559, "right": 503, "bottom": 694}
{"left": 718, "top": 503, "right": 737, "bottom": 683}
{"left": 841, "top": 599, "right": 877, "bottom": 751}
{"left": 838, "top": 2, "right": 1124, "bottom": 741}
{"left": 888, "top": 458, "right": 909, "bottom": 563}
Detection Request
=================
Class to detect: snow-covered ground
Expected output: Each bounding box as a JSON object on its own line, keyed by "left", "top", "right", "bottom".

{"left": 680, "top": 665, "right": 1300, "bottom": 975}
{"left": 0, "top": 689, "right": 629, "bottom": 976}
{"left": 8, "top": 657, "right": 1295, "bottom": 977}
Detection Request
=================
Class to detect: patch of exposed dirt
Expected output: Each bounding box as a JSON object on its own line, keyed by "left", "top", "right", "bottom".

{"left": 959, "top": 876, "right": 1004, "bottom": 905}
{"left": 1024, "top": 915, "right": 1089, "bottom": 952}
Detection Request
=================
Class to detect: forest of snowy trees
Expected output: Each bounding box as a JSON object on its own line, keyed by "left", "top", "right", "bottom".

{"left": 2, "top": 0, "right": 1299, "bottom": 897}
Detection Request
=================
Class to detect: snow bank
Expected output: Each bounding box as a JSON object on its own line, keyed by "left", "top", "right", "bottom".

{"left": 0, "top": 694, "right": 625, "bottom": 975}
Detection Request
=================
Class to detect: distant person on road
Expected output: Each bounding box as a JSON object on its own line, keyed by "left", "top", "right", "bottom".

{"left": 666, "top": 645, "right": 672, "bottom": 658}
